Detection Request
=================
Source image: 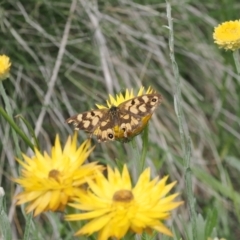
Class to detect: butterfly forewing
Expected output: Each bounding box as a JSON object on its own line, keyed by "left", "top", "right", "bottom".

{"left": 119, "top": 93, "right": 162, "bottom": 117}
{"left": 66, "top": 109, "right": 108, "bottom": 133}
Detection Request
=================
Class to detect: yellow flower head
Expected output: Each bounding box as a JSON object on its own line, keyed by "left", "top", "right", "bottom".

{"left": 65, "top": 165, "right": 183, "bottom": 239}
{"left": 14, "top": 133, "right": 103, "bottom": 216}
{"left": 213, "top": 20, "right": 240, "bottom": 51}
{"left": 96, "top": 86, "right": 159, "bottom": 141}
{"left": 0, "top": 55, "right": 11, "bottom": 81}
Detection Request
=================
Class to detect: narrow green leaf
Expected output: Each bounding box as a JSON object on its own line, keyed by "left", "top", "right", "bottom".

{"left": 0, "top": 107, "right": 35, "bottom": 150}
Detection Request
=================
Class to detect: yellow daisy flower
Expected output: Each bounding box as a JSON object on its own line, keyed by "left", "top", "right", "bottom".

{"left": 65, "top": 165, "right": 183, "bottom": 239}
{"left": 14, "top": 133, "right": 103, "bottom": 216}
{"left": 0, "top": 55, "right": 11, "bottom": 81}
{"left": 96, "top": 86, "right": 158, "bottom": 141}
{"left": 213, "top": 20, "right": 240, "bottom": 51}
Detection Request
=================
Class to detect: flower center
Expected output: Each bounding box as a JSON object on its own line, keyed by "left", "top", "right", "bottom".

{"left": 48, "top": 169, "right": 61, "bottom": 182}
{"left": 112, "top": 189, "right": 134, "bottom": 202}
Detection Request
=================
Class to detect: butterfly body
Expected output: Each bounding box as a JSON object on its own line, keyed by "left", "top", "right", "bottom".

{"left": 66, "top": 93, "right": 162, "bottom": 142}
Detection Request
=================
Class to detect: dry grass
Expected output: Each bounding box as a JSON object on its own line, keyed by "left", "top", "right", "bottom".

{"left": 0, "top": 0, "right": 240, "bottom": 239}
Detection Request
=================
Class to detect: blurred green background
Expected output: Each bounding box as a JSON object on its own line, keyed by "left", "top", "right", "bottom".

{"left": 0, "top": 0, "right": 240, "bottom": 239}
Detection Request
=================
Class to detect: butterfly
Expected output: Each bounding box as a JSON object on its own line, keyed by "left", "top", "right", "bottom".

{"left": 66, "top": 93, "right": 163, "bottom": 142}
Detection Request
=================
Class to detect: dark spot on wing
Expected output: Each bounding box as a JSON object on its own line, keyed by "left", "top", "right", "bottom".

{"left": 108, "top": 133, "right": 114, "bottom": 139}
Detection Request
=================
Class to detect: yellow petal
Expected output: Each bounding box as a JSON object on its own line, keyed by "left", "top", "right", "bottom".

{"left": 75, "top": 213, "right": 114, "bottom": 236}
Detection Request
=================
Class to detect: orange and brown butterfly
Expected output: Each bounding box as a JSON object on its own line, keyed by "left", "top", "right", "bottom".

{"left": 66, "top": 87, "right": 163, "bottom": 142}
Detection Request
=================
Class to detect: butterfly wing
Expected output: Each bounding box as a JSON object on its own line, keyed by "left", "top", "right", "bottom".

{"left": 119, "top": 93, "right": 163, "bottom": 117}
{"left": 117, "top": 93, "right": 163, "bottom": 136}
{"left": 66, "top": 93, "right": 162, "bottom": 142}
{"left": 93, "top": 114, "right": 117, "bottom": 142}
{"left": 66, "top": 109, "right": 108, "bottom": 133}
{"left": 66, "top": 109, "right": 117, "bottom": 142}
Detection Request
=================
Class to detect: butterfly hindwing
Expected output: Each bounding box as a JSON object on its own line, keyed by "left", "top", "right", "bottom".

{"left": 115, "top": 93, "right": 162, "bottom": 137}
{"left": 94, "top": 113, "right": 116, "bottom": 142}
{"left": 117, "top": 111, "right": 142, "bottom": 137}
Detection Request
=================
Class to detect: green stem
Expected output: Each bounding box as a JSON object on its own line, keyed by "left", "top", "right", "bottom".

{"left": 0, "top": 82, "right": 23, "bottom": 157}
{"left": 0, "top": 190, "right": 12, "bottom": 240}
{"left": 130, "top": 138, "right": 141, "bottom": 182}
{"left": 166, "top": 1, "right": 197, "bottom": 239}
{"left": 0, "top": 82, "right": 34, "bottom": 150}
{"left": 23, "top": 212, "right": 33, "bottom": 240}
{"left": 233, "top": 50, "right": 240, "bottom": 82}
{"left": 140, "top": 124, "right": 149, "bottom": 172}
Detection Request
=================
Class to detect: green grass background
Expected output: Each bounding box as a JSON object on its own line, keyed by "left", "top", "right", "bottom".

{"left": 0, "top": 0, "right": 240, "bottom": 239}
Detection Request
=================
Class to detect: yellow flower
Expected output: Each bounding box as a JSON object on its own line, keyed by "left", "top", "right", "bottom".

{"left": 14, "top": 133, "right": 103, "bottom": 216}
{"left": 96, "top": 86, "right": 157, "bottom": 141}
{"left": 0, "top": 55, "right": 11, "bottom": 81}
{"left": 65, "top": 165, "right": 183, "bottom": 239}
{"left": 213, "top": 20, "right": 240, "bottom": 51}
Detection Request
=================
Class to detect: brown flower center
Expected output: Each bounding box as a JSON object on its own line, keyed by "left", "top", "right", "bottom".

{"left": 48, "top": 169, "right": 61, "bottom": 182}
{"left": 112, "top": 189, "right": 134, "bottom": 202}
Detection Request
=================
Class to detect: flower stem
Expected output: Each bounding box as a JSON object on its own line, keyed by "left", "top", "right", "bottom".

{"left": 166, "top": 1, "right": 197, "bottom": 239}
{"left": 0, "top": 188, "right": 11, "bottom": 240}
{"left": 0, "top": 106, "right": 34, "bottom": 151}
{"left": 130, "top": 138, "right": 141, "bottom": 182}
{"left": 233, "top": 50, "right": 240, "bottom": 83}
{"left": 0, "top": 82, "right": 21, "bottom": 157}
{"left": 23, "top": 212, "right": 33, "bottom": 240}
{"left": 140, "top": 124, "right": 149, "bottom": 172}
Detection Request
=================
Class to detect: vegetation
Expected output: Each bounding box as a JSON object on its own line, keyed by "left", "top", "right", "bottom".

{"left": 0, "top": 0, "right": 240, "bottom": 239}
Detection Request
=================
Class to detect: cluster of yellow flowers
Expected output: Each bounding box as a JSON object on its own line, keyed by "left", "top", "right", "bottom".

{"left": 13, "top": 91, "right": 183, "bottom": 240}
{"left": 0, "top": 54, "right": 183, "bottom": 238}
